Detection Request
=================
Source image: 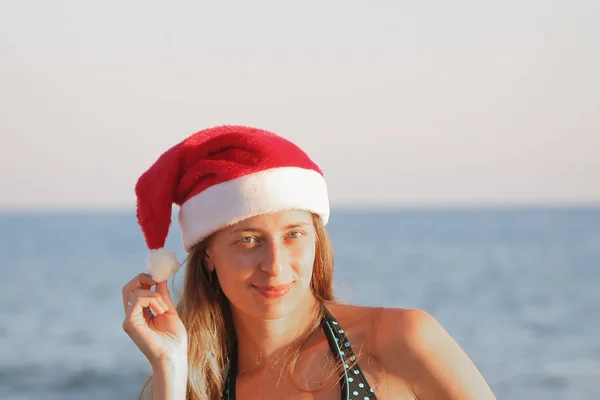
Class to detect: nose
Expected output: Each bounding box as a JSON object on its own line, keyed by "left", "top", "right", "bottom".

{"left": 259, "top": 240, "right": 287, "bottom": 276}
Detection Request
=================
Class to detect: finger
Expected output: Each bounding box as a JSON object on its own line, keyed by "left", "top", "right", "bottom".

{"left": 123, "top": 296, "right": 167, "bottom": 336}
{"left": 122, "top": 273, "right": 158, "bottom": 294}
{"left": 122, "top": 273, "right": 158, "bottom": 310}
{"left": 155, "top": 281, "right": 177, "bottom": 311}
{"left": 130, "top": 289, "right": 169, "bottom": 311}
{"left": 124, "top": 289, "right": 169, "bottom": 315}
{"left": 124, "top": 293, "right": 167, "bottom": 323}
{"left": 148, "top": 298, "right": 166, "bottom": 315}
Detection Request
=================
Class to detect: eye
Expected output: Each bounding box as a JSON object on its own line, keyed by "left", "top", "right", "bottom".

{"left": 287, "top": 231, "right": 303, "bottom": 239}
{"left": 240, "top": 236, "right": 256, "bottom": 244}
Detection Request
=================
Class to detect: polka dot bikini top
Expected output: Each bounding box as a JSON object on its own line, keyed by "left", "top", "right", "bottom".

{"left": 221, "top": 307, "right": 379, "bottom": 400}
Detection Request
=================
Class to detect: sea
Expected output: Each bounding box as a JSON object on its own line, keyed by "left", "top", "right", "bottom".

{"left": 0, "top": 207, "right": 599, "bottom": 400}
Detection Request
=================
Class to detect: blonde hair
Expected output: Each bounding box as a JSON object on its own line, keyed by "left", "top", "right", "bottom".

{"left": 141, "top": 213, "right": 335, "bottom": 400}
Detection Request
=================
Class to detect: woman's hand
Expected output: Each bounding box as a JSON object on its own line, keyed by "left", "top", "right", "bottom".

{"left": 122, "top": 273, "right": 188, "bottom": 368}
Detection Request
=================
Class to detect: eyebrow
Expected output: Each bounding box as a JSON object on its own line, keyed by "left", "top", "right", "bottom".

{"left": 229, "top": 222, "right": 310, "bottom": 235}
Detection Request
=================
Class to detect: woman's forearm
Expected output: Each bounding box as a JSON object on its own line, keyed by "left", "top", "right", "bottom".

{"left": 151, "top": 359, "right": 188, "bottom": 400}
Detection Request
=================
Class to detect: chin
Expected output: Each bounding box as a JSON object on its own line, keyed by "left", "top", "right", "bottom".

{"left": 251, "top": 302, "right": 294, "bottom": 320}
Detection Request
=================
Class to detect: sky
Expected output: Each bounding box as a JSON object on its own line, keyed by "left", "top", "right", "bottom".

{"left": 1, "top": 1, "right": 599, "bottom": 211}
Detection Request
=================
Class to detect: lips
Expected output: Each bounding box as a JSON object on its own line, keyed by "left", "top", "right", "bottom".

{"left": 252, "top": 282, "right": 294, "bottom": 299}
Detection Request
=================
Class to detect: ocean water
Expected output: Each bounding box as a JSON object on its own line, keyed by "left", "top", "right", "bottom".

{"left": 0, "top": 208, "right": 599, "bottom": 399}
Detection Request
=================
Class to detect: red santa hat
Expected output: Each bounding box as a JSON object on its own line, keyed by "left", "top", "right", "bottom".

{"left": 135, "top": 125, "right": 330, "bottom": 281}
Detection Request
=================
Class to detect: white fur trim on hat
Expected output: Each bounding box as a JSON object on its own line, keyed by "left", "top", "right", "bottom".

{"left": 178, "top": 166, "right": 329, "bottom": 251}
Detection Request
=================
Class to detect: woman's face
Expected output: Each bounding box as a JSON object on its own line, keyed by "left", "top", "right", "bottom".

{"left": 206, "top": 210, "right": 317, "bottom": 319}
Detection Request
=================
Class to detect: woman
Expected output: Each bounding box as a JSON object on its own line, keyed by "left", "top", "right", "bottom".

{"left": 122, "top": 125, "right": 496, "bottom": 400}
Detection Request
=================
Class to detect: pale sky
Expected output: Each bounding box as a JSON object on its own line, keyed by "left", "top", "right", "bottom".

{"left": 1, "top": 1, "right": 599, "bottom": 211}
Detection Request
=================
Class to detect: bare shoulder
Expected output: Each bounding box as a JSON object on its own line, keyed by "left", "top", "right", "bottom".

{"left": 373, "top": 307, "right": 497, "bottom": 400}
{"left": 323, "top": 303, "right": 383, "bottom": 353}
{"left": 325, "top": 302, "right": 382, "bottom": 332}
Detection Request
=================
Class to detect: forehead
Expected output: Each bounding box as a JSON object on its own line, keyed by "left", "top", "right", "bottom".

{"left": 223, "top": 210, "right": 313, "bottom": 233}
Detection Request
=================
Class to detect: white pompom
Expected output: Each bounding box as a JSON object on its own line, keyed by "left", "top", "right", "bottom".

{"left": 145, "top": 248, "right": 181, "bottom": 282}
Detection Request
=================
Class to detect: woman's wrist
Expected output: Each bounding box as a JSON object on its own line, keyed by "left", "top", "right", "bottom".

{"left": 151, "top": 357, "right": 188, "bottom": 400}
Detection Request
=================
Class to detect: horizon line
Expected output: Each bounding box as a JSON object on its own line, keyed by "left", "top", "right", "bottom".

{"left": 0, "top": 201, "right": 599, "bottom": 215}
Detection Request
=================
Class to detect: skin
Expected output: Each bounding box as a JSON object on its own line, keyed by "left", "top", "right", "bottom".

{"left": 122, "top": 210, "right": 497, "bottom": 399}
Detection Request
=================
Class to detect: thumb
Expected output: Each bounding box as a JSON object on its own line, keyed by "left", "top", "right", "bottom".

{"left": 155, "top": 280, "right": 177, "bottom": 311}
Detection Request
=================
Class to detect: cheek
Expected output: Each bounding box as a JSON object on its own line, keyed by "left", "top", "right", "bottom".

{"left": 215, "top": 251, "right": 255, "bottom": 287}
{"left": 291, "top": 241, "right": 317, "bottom": 275}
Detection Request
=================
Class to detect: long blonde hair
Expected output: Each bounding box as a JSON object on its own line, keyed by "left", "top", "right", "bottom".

{"left": 141, "top": 213, "right": 335, "bottom": 400}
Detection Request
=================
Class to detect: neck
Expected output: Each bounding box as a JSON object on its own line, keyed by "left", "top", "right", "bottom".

{"left": 231, "top": 294, "right": 322, "bottom": 374}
